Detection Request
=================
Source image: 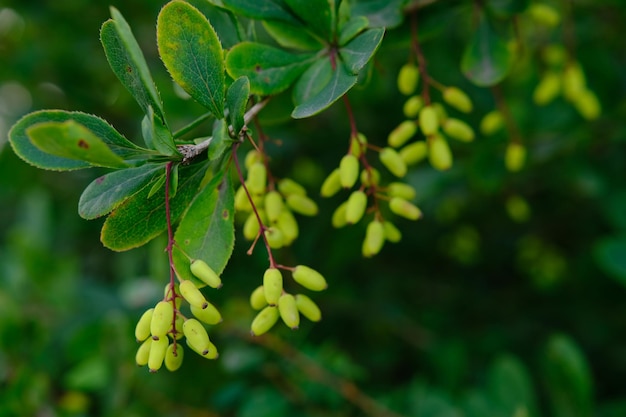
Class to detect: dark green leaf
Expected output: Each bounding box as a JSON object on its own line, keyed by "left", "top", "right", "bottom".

{"left": 461, "top": 17, "right": 513, "bottom": 87}
{"left": 487, "top": 0, "right": 530, "bottom": 17}
{"left": 262, "top": 20, "right": 324, "bottom": 51}
{"left": 100, "top": 8, "right": 166, "bottom": 123}
{"left": 488, "top": 355, "right": 537, "bottom": 416}
{"left": 221, "top": 0, "right": 297, "bottom": 24}
{"left": 78, "top": 163, "right": 164, "bottom": 220}
{"left": 292, "top": 58, "right": 357, "bottom": 119}
{"left": 593, "top": 235, "right": 626, "bottom": 286}
{"left": 284, "top": 0, "right": 334, "bottom": 40}
{"left": 101, "top": 162, "right": 208, "bottom": 251}
{"left": 8, "top": 110, "right": 148, "bottom": 171}
{"left": 157, "top": 0, "right": 225, "bottom": 118}
{"left": 350, "top": 0, "right": 404, "bottom": 28}
{"left": 225, "top": 42, "right": 314, "bottom": 96}
{"left": 208, "top": 119, "right": 231, "bottom": 161}
{"left": 148, "top": 174, "right": 166, "bottom": 199}
{"left": 140, "top": 106, "right": 180, "bottom": 156}
{"left": 226, "top": 77, "right": 250, "bottom": 136}
{"left": 26, "top": 121, "right": 129, "bottom": 169}
{"left": 186, "top": 0, "right": 244, "bottom": 49}
{"left": 338, "top": 16, "right": 369, "bottom": 46}
{"left": 339, "top": 27, "right": 384, "bottom": 74}
{"left": 173, "top": 171, "right": 235, "bottom": 284}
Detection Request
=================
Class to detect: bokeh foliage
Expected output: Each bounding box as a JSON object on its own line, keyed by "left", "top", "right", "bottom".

{"left": 1, "top": 1, "right": 626, "bottom": 416}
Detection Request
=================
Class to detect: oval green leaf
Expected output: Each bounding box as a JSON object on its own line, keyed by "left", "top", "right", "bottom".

{"left": 339, "top": 27, "right": 384, "bottom": 74}
{"left": 593, "top": 235, "right": 626, "bottom": 286}
{"left": 157, "top": 0, "right": 225, "bottom": 118}
{"left": 262, "top": 20, "right": 324, "bottom": 51}
{"left": 284, "top": 0, "right": 334, "bottom": 41}
{"left": 338, "top": 16, "right": 369, "bottom": 46}
{"left": 221, "top": 0, "right": 297, "bottom": 24}
{"left": 226, "top": 76, "right": 250, "bottom": 136}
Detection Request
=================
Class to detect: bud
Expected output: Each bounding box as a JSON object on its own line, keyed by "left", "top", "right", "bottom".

{"left": 263, "top": 268, "right": 283, "bottom": 305}
{"left": 399, "top": 141, "right": 428, "bottom": 166}
{"left": 443, "top": 118, "right": 475, "bottom": 142}
{"left": 363, "top": 220, "right": 385, "bottom": 257}
{"left": 164, "top": 343, "right": 184, "bottom": 372}
{"left": 148, "top": 337, "right": 168, "bottom": 372}
{"left": 150, "top": 301, "right": 174, "bottom": 339}
{"left": 562, "top": 63, "right": 586, "bottom": 101}
{"left": 403, "top": 95, "right": 424, "bottom": 118}
{"left": 190, "top": 259, "right": 222, "bottom": 289}
{"left": 286, "top": 194, "right": 318, "bottom": 216}
{"left": 505, "top": 142, "right": 526, "bottom": 172}
{"left": 380, "top": 147, "right": 407, "bottom": 178}
{"left": 295, "top": 294, "right": 322, "bottom": 322}
{"left": 183, "top": 318, "right": 213, "bottom": 356}
{"left": 320, "top": 168, "right": 342, "bottom": 197}
{"left": 388, "top": 120, "right": 417, "bottom": 148}
{"left": 573, "top": 89, "right": 601, "bottom": 120}
{"left": 389, "top": 197, "right": 422, "bottom": 220}
{"left": 179, "top": 280, "right": 208, "bottom": 309}
{"left": 278, "top": 293, "right": 300, "bottom": 329}
{"left": 243, "top": 212, "right": 260, "bottom": 240}
{"left": 190, "top": 302, "right": 222, "bottom": 325}
{"left": 292, "top": 265, "right": 327, "bottom": 291}
{"left": 360, "top": 168, "right": 380, "bottom": 187}
{"left": 251, "top": 306, "right": 279, "bottom": 336}
{"left": 264, "top": 190, "right": 284, "bottom": 223}
{"left": 480, "top": 110, "right": 504, "bottom": 136}
{"left": 533, "top": 72, "right": 561, "bottom": 105}
{"left": 247, "top": 162, "right": 267, "bottom": 195}
{"left": 443, "top": 87, "right": 473, "bottom": 113}
{"left": 397, "top": 63, "right": 420, "bottom": 95}
{"left": 135, "top": 339, "right": 152, "bottom": 367}
{"left": 419, "top": 105, "right": 439, "bottom": 136}
{"left": 264, "top": 227, "right": 285, "bottom": 249}
{"left": 135, "top": 308, "right": 154, "bottom": 342}
{"left": 332, "top": 201, "right": 348, "bottom": 228}
{"left": 250, "top": 285, "right": 267, "bottom": 310}
{"left": 528, "top": 3, "right": 561, "bottom": 27}
{"left": 276, "top": 209, "right": 299, "bottom": 244}
{"left": 387, "top": 182, "right": 416, "bottom": 200}
{"left": 345, "top": 190, "right": 367, "bottom": 224}
{"left": 428, "top": 134, "right": 453, "bottom": 171}
{"left": 339, "top": 154, "right": 359, "bottom": 188}
{"left": 278, "top": 178, "right": 306, "bottom": 196}
{"left": 383, "top": 221, "right": 402, "bottom": 243}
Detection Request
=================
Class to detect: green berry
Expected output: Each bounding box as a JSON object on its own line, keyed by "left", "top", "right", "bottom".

{"left": 295, "top": 294, "right": 322, "bottom": 322}
{"left": 277, "top": 178, "right": 306, "bottom": 196}
{"left": 397, "top": 63, "right": 420, "bottom": 95}
{"left": 339, "top": 154, "right": 359, "bottom": 188}
{"left": 264, "top": 227, "right": 285, "bottom": 249}
{"left": 183, "top": 318, "right": 213, "bottom": 356}
{"left": 264, "top": 191, "right": 284, "bottom": 223}
{"left": 263, "top": 268, "right": 283, "bottom": 306}
{"left": 562, "top": 63, "right": 586, "bottom": 101}
{"left": 250, "top": 306, "right": 279, "bottom": 336}
{"left": 135, "top": 339, "right": 152, "bottom": 367}
{"left": 443, "top": 118, "right": 475, "bottom": 142}
{"left": 276, "top": 209, "right": 299, "bottom": 245}
{"left": 403, "top": 95, "right": 424, "bottom": 118}
{"left": 573, "top": 89, "right": 601, "bottom": 120}
{"left": 321, "top": 168, "right": 342, "bottom": 197}
{"left": 388, "top": 120, "right": 417, "bottom": 148}
{"left": 533, "top": 72, "right": 561, "bottom": 105}
{"left": 360, "top": 168, "right": 380, "bottom": 187}
{"left": 250, "top": 285, "right": 267, "bottom": 310}
{"left": 332, "top": 201, "right": 349, "bottom": 228}
{"left": 387, "top": 182, "right": 416, "bottom": 200}
{"left": 383, "top": 221, "right": 402, "bottom": 243}
{"left": 399, "top": 141, "right": 428, "bottom": 166}
{"left": 190, "top": 302, "right": 222, "bottom": 325}
{"left": 428, "top": 134, "right": 453, "bottom": 171}
{"left": 244, "top": 150, "right": 262, "bottom": 170}
{"left": 528, "top": 3, "right": 561, "bottom": 27}
{"left": 345, "top": 190, "right": 367, "bottom": 224}
{"left": 164, "top": 343, "right": 184, "bottom": 372}
{"left": 148, "top": 337, "right": 168, "bottom": 373}
{"left": 419, "top": 105, "right": 439, "bottom": 136}
{"left": 505, "top": 142, "right": 526, "bottom": 172}
{"left": 363, "top": 220, "right": 385, "bottom": 257}
{"left": 443, "top": 87, "right": 473, "bottom": 113}
{"left": 278, "top": 293, "right": 300, "bottom": 329}
{"left": 243, "top": 212, "right": 260, "bottom": 240}
{"left": 135, "top": 308, "right": 154, "bottom": 342}
{"left": 480, "top": 110, "right": 504, "bottom": 136}
{"left": 286, "top": 194, "right": 318, "bottom": 216}
{"left": 380, "top": 147, "right": 407, "bottom": 178}
{"left": 190, "top": 259, "right": 222, "bottom": 289}
{"left": 150, "top": 301, "right": 174, "bottom": 339}
{"left": 292, "top": 265, "right": 327, "bottom": 291}
{"left": 247, "top": 162, "right": 267, "bottom": 195}
{"left": 389, "top": 197, "right": 422, "bottom": 220}
{"left": 179, "top": 280, "right": 208, "bottom": 309}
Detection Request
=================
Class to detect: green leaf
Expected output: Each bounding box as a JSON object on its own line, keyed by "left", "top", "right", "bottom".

{"left": 339, "top": 27, "right": 384, "bottom": 74}
{"left": 338, "top": 16, "right": 369, "bottom": 46}
{"left": 157, "top": 0, "right": 225, "bottom": 118}
{"left": 9, "top": 110, "right": 148, "bottom": 171}
{"left": 487, "top": 0, "right": 530, "bottom": 17}
{"left": 262, "top": 20, "right": 324, "bottom": 51}
{"left": 226, "top": 76, "right": 250, "bottom": 136}
{"left": 186, "top": 0, "right": 244, "bottom": 49}
{"left": 488, "top": 355, "right": 537, "bottom": 417}
{"left": 26, "top": 121, "right": 129, "bottom": 169}
{"left": 221, "top": 0, "right": 297, "bottom": 24}
{"left": 461, "top": 16, "right": 513, "bottom": 87}
{"left": 593, "top": 235, "right": 626, "bottom": 286}
{"left": 208, "top": 119, "right": 231, "bottom": 162}
{"left": 140, "top": 106, "right": 180, "bottom": 156}
{"left": 543, "top": 334, "right": 593, "bottom": 417}
{"left": 292, "top": 58, "right": 357, "bottom": 119}
{"left": 173, "top": 171, "right": 235, "bottom": 284}
{"left": 100, "top": 8, "right": 166, "bottom": 123}
{"left": 284, "top": 0, "right": 334, "bottom": 40}
{"left": 350, "top": 0, "right": 404, "bottom": 28}
{"left": 78, "top": 163, "right": 164, "bottom": 220}
{"left": 225, "top": 42, "right": 315, "bottom": 96}
{"left": 101, "top": 162, "right": 208, "bottom": 251}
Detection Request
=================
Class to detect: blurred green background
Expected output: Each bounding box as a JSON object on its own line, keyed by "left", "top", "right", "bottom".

{"left": 1, "top": 1, "right": 626, "bottom": 416}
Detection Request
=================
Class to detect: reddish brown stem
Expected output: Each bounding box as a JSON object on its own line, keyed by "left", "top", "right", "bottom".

{"left": 410, "top": 11, "right": 431, "bottom": 105}
{"left": 164, "top": 161, "right": 179, "bottom": 354}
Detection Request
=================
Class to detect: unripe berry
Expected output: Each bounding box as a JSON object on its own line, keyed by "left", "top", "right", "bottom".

{"left": 276, "top": 209, "right": 299, "bottom": 244}
{"left": 264, "top": 227, "right": 284, "bottom": 249}
{"left": 244, "top": 150, "right": 262, "bottom": 170}
{"left": 349, "top": 132, "right": 368, "bottom": 157}
{"left": 243, "top": 212, "right": 260, "bottom": 240}
{"left": 397, "top": 63, "right": 420, "bottom": 95}
{"left": 150, "top": 301, "right": 174, "bottom": 339}
{"left": 562, "top": 63, "right": 586, "bottom": 101}
{"left": 164, "top": 343, "right": 184, "bottom": 372}
{"left": 332, "top": 201, "right": 348, "bottom": 228}
{"left": 442, "top": 87, "right": 473, "bottom": 113}
{"left": 339, "top": 154, "right": 359, "bottom": 188}
{"left": 320, "top": 168, "right": 342, "bottom": 197}
{"left": 295, "top": 294, "right": 322, "bottom": 322}
{"left": 388, "top": 120, "right": 417, "bottom": 148}
{"left": 506, "top": 194, "right": 531, "bottom": 223}
{"left": 190, "top": 259, "right": 222, "bottom": 289}
{"left": 148, "top": 337, "right": 168, "bottom": 372}
{"left": 380, "top": 147, "right": 407, "bottom": 178}
{"left": 251, "top": 306, "right": 279, "bottom": 336}
{"left": 345, "top": 190, "right": 367, "bottom": 224}
{"left": 543, "top": 44, "right": 566, "bottom": 66}
{"left": 263, "top": 268, "right": 283, "bottom": 306}
{"left": 400, "top": 141, "right": 428, "bottom": 166}
{"left": 191, "top": 302, "right": 222, "bottom": 325}
{"left": 173, "top": 314, "right": 184, "bottom": 340}
{"left": 428, "top": 134, "right": 453, "bottom": 171}
{"left": 292, "top": 265, "right": 327, "bottom": 291}
{"left": 164, "top": 283, "right": 182, "bottom": 310}
{"left": 278, "top": 178, "right": 306, "bottom": 196}
{"left": 360, "top": 168, "right": 380, "bottom": 187}
{"left": 387, "top": 182, "right": 417, "bottom": 200}
{"left": 389, "top": 197, "right": 422, "bottom": 220}
{"left": 186, "top": 338, "right": 218, "bottom": 359}
{"left": 419, "top": 105, "right": 439, "bottom": 136}
{"left": 247, "top": 162, "right": 266, "bottom": 195}
{"left": 443, "top": 118, "right": 475, "bottom": 142}
{"left": 264, "top": 190, "right": 284, "bottom": 223}
{"left": 234, "top": 185, "right": 252, "bottom": 211}
{"left": 135, "top": 308, "right": 154, "bottom": 342}
{"left": 403, "top": 95, "right": 424, "bottom": 118}
{"left": 505, "top": 142, "right": 526, "bottom": 172}
{"left": 433, "top": 103, "right": 448, "bottom": 124}
{"left": 480, "top": 110, "right": 504, "bottom": 136}
{"left": 363, "top": 220, "right": 385, "bottom": 257}
{"left": 383, "top": 221, "right": 402, "bottom": 243}
{"left": 278, "top": 293, "right": 300, "bottom": 329}
{"left": 528, "top": 3, "right": 561, "bottom": 27}
{"left": 533, "top": 72, "right": 561, "bottom": 105}
{"left": 250, "top": 285, "right": 267, "bottom": 310}
{"left": 286, "top": 194, "right": 318, "bottom": 216}
{"left": 573, "top": 89, "right": 601, "bottom": 120}
{"left": 135, "top": 339, "right": 152, "bottom": 367}
{"left": 183, "top": 318, "right": 212, "bottom": 356}
{"left": 179, "top": 280, "right": 208, "bottom": 309}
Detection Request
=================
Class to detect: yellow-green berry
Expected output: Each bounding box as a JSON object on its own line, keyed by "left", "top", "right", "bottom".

{"left": 278, "top": 178, "right": 306, "bottom": 196}
{"left": 332, "top": 201, "right": 349, "bottom": 228}
{"left": 480, "top": 110, "right": 504, "bottom": 136}
{"left": 286, "top": 194, "right": 318, "bottom": 216}
{"left": 263, "top": 267, "right": 283, "bottom": 306}
{"left": 383, "top": 221, "right": 402, "bottom": 243}
{"left": 380, "top": 147, "right": 407, "bottom": 178}
{"left": 505, "top": 142, "right": 526, "bottom": 172}
{"left": 190, "top": 302, "right": 222, "bottom": 325}
{"left": 135, "top": 339, "right": 152, "bottom": 367}
{"left": 292, "top": 265, "right": 327, "bottom": 291}
{"left": 397, "top": 63, "right": 420, "bottom": 95}
{"left": 247, "top": 162, "right": 267, "bottom": 195}
{"left": 345, "top": 190, "right": 367, "bottom": 224}
{"left": 251, "top": 306, "right": 279, "bottom": 336}
{"left": 295, "top": 294, "right": 322, "bottom": 322}
{"left": 533, "top": 72, "right": 561, "bottom": 105}
{"left": 320, "top": 168, "right": 342, "bottom": 197}
{"left": 190, "top": 259, "right": 222, "bottom": 289}
{"left": 403, "top": 95, "right": 424, "bottom": 118}
{"left": 148, "top": 337, "right": 168, "bottom": 373}
{"left": 135, "top": 308, "right": 154, "bottom": 342}
{"left": 278, "top": 293, "right": 300, "bottom": 329}
{"left": 388, "top": 120, "right": 417, "bottom": 148}
{"left": 164, "top": 343, "right": 184, "bottom": 372}
{"left": 150, "top": 301, "right": 174, "bottom": 339}
{"left": 428, "top": 134, "right": 453, "bottom": 171}
{"left": 250, "top": 285, "right": 267, "bottom": 310}
{"left": 264, "top": 191, "right": 284, "bottom": 223}
{"left": 179, "top": 280, "right": 208, "bottom": 309}
{"left": 387, "top": 182, "right": 417, "bottom": 200}
{"left": 443, "top": 118, "right": 475, "bottom": 142}
{"left": 339, "top": 154, "right": 360, "bottom": 188}
{"left": 419, "top": 105, "right": 439, "bottom": 136}
{"left": 443, "top": 87, "right": 473, "bottom": 113}
{"left": 389, "top": 197, "right": 422, "bottom": 220}
{"left": 400, "top": 141, "right": 428, "bottom": 166}
{"left": 363, "top": 220, "right": 385, "bottom": 257}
